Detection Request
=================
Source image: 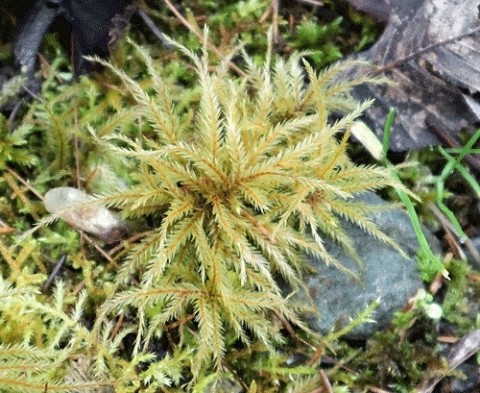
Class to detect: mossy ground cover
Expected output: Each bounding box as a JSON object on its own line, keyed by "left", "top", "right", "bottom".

{"left": 0, "top": 1, "right": 479, "bottom": 392}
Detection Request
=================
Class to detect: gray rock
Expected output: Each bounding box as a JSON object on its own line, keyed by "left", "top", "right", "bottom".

{"left": 299, "top": 192, "right": 440, "bottom": 339}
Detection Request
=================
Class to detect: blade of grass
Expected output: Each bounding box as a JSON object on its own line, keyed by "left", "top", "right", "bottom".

{"left": 382, "top": 108, "right": 448, "bottom": 278}
{"left": 434, "top": 128, "right": 480, "bottom": 242}
{"left": 382, "top": 107, "right": 395, "bottom": 160}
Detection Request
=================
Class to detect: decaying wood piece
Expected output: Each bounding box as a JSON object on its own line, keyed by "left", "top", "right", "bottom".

{"left": 346, "top": 0, "right": 392, "bottom": 22}
{"left": 346, "top": 0, "right": 480, "bottom": 150}
{"left": 416, "top": 329, "right": 480, "bottom": 393}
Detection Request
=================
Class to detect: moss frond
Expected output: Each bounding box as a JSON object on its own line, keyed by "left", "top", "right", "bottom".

{"left": 0, "top": 278, "right": 145, "bottom": 392}
{"left": 87, "top": 34, "right": 405, "bottom": 379}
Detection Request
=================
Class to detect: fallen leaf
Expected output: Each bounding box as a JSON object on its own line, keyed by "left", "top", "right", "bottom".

{"left": 346, "top": 0, "right": 392, "bottom": 23}
{"left": 44, "top": 187, "right": 128, "bottom": 244}
{"left": 346, "top": 0, "right": 480, "bottom": 150}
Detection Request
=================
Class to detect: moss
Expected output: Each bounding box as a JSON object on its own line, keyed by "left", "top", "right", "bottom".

{"left": 1, "top": 2, "right": 478, "bottom": 391}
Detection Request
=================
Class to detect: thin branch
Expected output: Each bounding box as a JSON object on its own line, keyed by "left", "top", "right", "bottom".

{"left": 428, "top": 202, "right": 480, "bottom": 267}
{"left": 41, "top": 254, "right": 67, "bottom": 293}
{"left": 110, "top": 314, "right": 125, "bottom": 340}
{"left": 319, "top": 370, "right": 333, "bottom": 393}
{"left": 21, "top": 84, "right": 44, "bottom": 102}
{"left": 272, "top": 0, "right": 279, "bottom": 44}
{"left": 295, "top": 0, "right": 324, "bottom": 6}
{"left": 222, "top": 362, "right": 250, "bottom": 392}
{"left": 137, "top": 8, "right": 173, "bottom": 48}
{"left": 374, "top": 26, "right": 480, "bottom": 73}
{"left": 259, "top": 2, "right": 272, "bottom": 23}
{"left": 5, "top": 167, "right": 43, "bottom": 200}
{"left": 81, "top": 232, "right": 114, "bottom": 263}
{"left": 73, "top": 105, "right": 81, "bottom": 189}
{"left": 7, "top": 101, "right": 22, "bottom": 132}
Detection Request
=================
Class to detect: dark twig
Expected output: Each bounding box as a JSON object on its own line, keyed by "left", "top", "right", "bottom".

{"left": 110, "top": 314, "right": 125, "bottom": 340}
{"left": 259, "top": 2, "right": 271, "bottom": 23}
{"left": 21, "top": 84, "right": 43, "bottom": 102}
{"left": 272, "top": 0, "right": 279, "bottom": 44}
{"left": 428, "top": 203, "right": 480, "bottom": 268}
{"left": 81, "top": 232, "right": 114, "bottom": 263}
{"left": 319, "top": 370, "right": 333, "bottom": 393}
{"left": 7, "top": 101, "right": 22, "bottom": 132}
{"left": 137, "top": 8, "right": 173, "bottom": 48}
{"left": 222, "top": 362, "right": 250, "bottom": 392}
{"left": 73, "top": 105, "right": 81, "bottom": 189}
{"left": 295, "top": 0, "right": 324, "bottom": 6}
{"left": 42, "top": 254, "right": 67, "bottom": 293}
{"left": 374, "top": 26, "right": 480, "bottom": 73}
{"left": 5, "top": 167, "right": 43, "bottom": 200}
